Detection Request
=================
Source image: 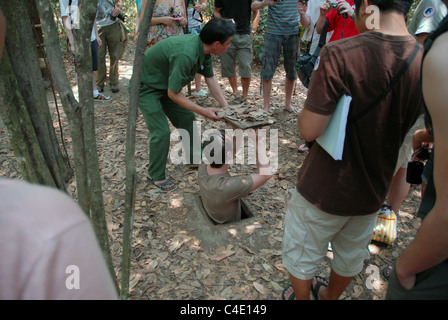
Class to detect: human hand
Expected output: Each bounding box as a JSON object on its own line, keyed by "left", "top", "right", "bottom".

{"left": 112, "top": 5, "right": 122, "bottom": 17}
{"left": 203, "top": 107, "right": 225, "bottom": 121}
{"left": 412, "top": 129, "right": 433, "bottom": 154}
{"left": 177, "top": 15, "right": 188, "bottom": 26}
{"left": 263, "top": 0, "right": 278, "bottom": 6}
{"left": 162, "top": 16, "right": 176, "bottom": 26}
{"left": 97, "top": 37, "right": 102, "bottom": 47}
{"left": 298, "top": 2, "right": 308, "bottom": 14}
{"left": 336, "top": 0, "right": 354, "bottom": 17}
{"left": 193, "top": 3, "right": 206, "bottom": 12}
{"left": 320, "top": 1, "right": 333, "bottom": 16}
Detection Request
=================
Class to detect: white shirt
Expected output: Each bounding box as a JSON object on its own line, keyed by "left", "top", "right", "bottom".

{"left": 60, "top": 0, "right": 96, "bottom": 41}
{"left": 304, "top": 0, "right": 333, "bottom": 54}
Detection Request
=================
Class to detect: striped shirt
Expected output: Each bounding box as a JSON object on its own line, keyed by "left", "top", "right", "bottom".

{"left": 264, "top": 0, "right": 300, "bottom": 35}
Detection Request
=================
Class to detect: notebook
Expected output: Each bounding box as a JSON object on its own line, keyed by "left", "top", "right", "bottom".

{"left": 316, "top": 94, "right": 352, "bottom": 161}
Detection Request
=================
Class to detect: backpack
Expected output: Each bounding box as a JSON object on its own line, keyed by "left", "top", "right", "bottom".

{"left": 296, "top": 20, "right": 328, "bottom": 88}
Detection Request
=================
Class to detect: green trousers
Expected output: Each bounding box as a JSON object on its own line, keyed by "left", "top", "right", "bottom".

{"left": 96, "top": 22, "right": 121, "bottom": 89}
{"left": 139, "top": 86, "right": 201, "bottom": 181}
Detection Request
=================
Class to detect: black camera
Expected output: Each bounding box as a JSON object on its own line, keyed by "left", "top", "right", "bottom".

{"left": 299, "top": 0, "right": 309, "bottom": 3}
{"left": 414, "top": 146, "right": 431, "bottom": 161}
{"left": 111, "top": 13, "right": 126, "bottom": 22}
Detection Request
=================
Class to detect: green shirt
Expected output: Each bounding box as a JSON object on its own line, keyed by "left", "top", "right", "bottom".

{"left": 140, "top": 34, "right": 214, "bottom": 93}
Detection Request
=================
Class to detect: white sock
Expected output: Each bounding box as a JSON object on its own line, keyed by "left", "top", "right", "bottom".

{"left": 93, "top": 89, "right": 99, "bottom": 97}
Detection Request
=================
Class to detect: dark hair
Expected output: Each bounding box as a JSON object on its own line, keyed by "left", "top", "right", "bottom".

{"left": 354, "top": 0, "right": 413, "bottom": 16}
{"left": 199, "top": 18, "right": 236, "bottom": 45}
{"left": 203, "top": 129, "right": 229, "bottom": 168}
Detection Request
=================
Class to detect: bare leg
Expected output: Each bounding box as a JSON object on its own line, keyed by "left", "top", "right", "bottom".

{"left": 387, "top": 167, "right": 410, "bottom": 213}
{"left": 194, "top": 73, "right": 202, "bottom": 92}
{"left": 315, "top": 270, "right": 354, "bottom": 300}
{"left": 262, "top": 79, "right": 272, "bottom": 112}
{"left": 241, "top": 77, "right": 251, "bottom": 99}
{"left": 92, "top": 73, "right": 98, "bottom": 92}
{"left": 289, "top": 269, "right": 353, "bottom": 300}
{"left": 289, "top": 273, "right": 313, "bottom": 300}
{"left": 228, "top": 75, "right": 238, "bottom": 95}
{"left": 284, "top": 78, "right": 296, "bottom": 111}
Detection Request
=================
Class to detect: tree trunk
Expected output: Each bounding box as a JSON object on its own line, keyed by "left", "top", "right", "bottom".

{"left": 74, "top": 0, "right": 119, "bottom": 293}
{"left": 35, "top": 0, "right": 91, "bottom": 213}
{"left": 35, "top": 0, "right": 118, "bottom": 293}
{"left": 0, "top": 0, "right": 73, "bottom": 189}
{"left": 120, "top": 0, "right": 155, "bottom": 300}
{"left": 0, "top": 51, "right": 56, "bottom": 186}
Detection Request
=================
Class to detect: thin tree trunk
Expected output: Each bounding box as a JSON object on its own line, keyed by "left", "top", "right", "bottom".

{"left": 120, "top": 0, "right": 155, "bottom": 300}
{"left": 36, "top": 0, "right": 118, "bottom": 292}
{"left": 35, "top": 0, "right": 91, "bottom": 214}
{"left": 74, "top": 0, "right": 119, "bottom": 293}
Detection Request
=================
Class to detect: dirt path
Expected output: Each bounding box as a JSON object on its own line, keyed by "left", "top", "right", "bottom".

{"left": 0, "top": 41, "right": 423, "bottom": 300}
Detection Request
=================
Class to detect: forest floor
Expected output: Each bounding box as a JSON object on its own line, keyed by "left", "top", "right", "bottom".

{"left": 0, "top": 40, "right": 423, "bottom": 300}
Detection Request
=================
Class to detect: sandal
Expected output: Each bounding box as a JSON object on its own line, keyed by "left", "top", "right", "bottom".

{"left": 298, "top": 143, "right": 309, "bottom": 153}
{"left": 311, "top": 276, "right": 328, "bottom": 300}
{"left": 147, "top": 176, "right": 175, "bottom": 191}
{"left": 281, "top": 285, "right": 295, "bottom": 300}
{"left": 382, "top": 265, "right": 393, "bottom": 281}
{"left": 284, "top": 106, "right": 299, "bottom": 114}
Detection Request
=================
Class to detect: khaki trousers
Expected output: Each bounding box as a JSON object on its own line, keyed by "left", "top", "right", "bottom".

{"left": 96, "top": 22, "right": 121, "bottom": 89}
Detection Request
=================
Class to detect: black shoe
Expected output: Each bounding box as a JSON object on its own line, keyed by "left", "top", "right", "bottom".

{"left": 111, "top": 87, "right": 120, "bottom": 93}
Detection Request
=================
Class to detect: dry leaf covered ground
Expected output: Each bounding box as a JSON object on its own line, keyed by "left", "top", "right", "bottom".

{"left": 0, "top": 41, "right": 423, "bottom": 301}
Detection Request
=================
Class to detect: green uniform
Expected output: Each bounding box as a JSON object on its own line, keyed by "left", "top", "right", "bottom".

{"left": 139, "top": 34, "right": 214, "bottom": 181}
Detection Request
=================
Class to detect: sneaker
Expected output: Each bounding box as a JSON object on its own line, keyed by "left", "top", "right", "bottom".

{"left": 192, "top": 89, "right": 208, "bottom": 97}
{"left": 94, "top": 92, "right": 111, "bottom": 101}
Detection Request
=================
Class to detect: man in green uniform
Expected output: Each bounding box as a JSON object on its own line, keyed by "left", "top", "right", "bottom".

{"left": 138, "top": 18, "right": 235, "bottom": 191}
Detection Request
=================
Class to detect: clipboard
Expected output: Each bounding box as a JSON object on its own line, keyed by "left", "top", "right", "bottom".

{"left": 316, "top": 94, "right": 352, "bottom": 161}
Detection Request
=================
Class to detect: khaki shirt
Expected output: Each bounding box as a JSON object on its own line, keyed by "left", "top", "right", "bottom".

{"left": 198, "top": 164, "right": 253, "bottom": 224}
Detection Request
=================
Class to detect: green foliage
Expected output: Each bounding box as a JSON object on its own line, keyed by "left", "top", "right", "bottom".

{"left": 252, "top": 7, "right": 268, "bottom": 63}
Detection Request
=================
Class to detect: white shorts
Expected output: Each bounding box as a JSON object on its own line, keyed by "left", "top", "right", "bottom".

{"left": 282, "top": 189, "right": 378, "bottom": 280}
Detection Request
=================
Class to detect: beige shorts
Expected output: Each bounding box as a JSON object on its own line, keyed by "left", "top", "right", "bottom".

{"left": 219, "top": 34, "right": 253, "bottom": 79}
{"left": 282, "top": 189, "right": 378, "bottom": 280}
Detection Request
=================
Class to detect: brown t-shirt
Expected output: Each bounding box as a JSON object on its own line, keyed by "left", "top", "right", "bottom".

{"left": 297, "top": 32, "right": 424, "bottom": 216}
{"left": 198, "top": 164, "right": 253, "bottom": 224}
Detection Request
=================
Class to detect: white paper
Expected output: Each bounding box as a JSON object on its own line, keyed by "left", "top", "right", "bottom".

{"left": 316, "top": 94, "right": 352, "bottom": 161}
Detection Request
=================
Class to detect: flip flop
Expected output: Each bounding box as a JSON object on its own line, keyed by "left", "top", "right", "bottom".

{"left": 281, "top": 285, "right": 295, "bottom": 300}
{"left": 382, "top": 265, "right": 393, "bottom": 281}
{"left": 311, "top": 276, "right": 328, "bottom": 300}
{"left": 147, "top": 176, "right": 175, "bottom": 191}
{"left": 284, "top": 106, "right": 299, "bottom": 114}
{"left": 298, "top": 143, "right": 309, "bottom": 153}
